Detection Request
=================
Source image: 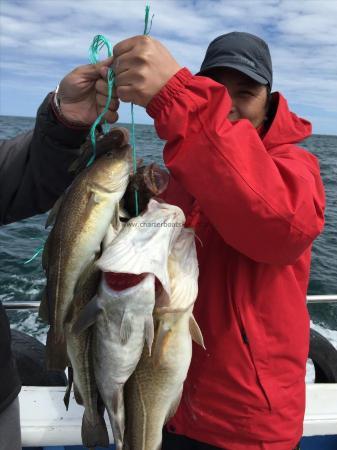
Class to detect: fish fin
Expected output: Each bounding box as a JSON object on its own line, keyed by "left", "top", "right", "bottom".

{"left": 72, "top": 295, "right": 102, "bottom": 335}
{"left": 38, "top": 288, "right": 50, "bottom": 324}
{"left": 41, "top": 230, "right": 52, "bottom": 273}
{"left": 73, "top": 382, "right": 83, "bottom": 405}
{"left": 97, "top": 390, "right": 105, "bottom": 415}
{"left": 68, "top": 158, "right": 81, "bottom": 173}
{"left": 46, "top": 327, "right": 68, "bottom": 371}
{"left": 152, "top": 320, "right": 171, "bottom": 368}
{"left": 110, "top": 387, "right": 125, "bottom": 450}
{"left": 86, "top": 191, "right": 102, "bottom": 213}
{"left": 164, "top": 390, "right": 183, "bottom": 425}
{"left": 45, "top": 194, "right": 65, "bottom": 229}
{"left": 189, "top": 315, "right": 205, "bottom": 349}
{"left": 118, "top": 203, "right": 131, "bottom": 220}
{"left": 102, "top": 223, "right": 118, "bottom": 250}
{"left": 144, "top": 315, "right": 154, "bottom": 356}
{"left": 82, "top": 408, "right": 109, "bottom": 448}
{"left": 73, "top": 262, "right": 100, "bottom": 298}
{"left": 120, "top": 311, "right": 133, "bottom": 345}
{"left": 111, "top": 204, "right": 121, "bottom": 230}
{"left": 63, "top": 366, "right": 73, "bottom": 410}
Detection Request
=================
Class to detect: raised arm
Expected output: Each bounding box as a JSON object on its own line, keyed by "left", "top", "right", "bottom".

{"left": 0, "top": 57, "right": 118, "bottom": 224}
{"left": 113, "top": 36, "right": 325, "bottom": 265}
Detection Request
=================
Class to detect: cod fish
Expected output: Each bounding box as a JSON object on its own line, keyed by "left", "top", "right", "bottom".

{"left": 74, "top": 199, "right": 186, "bottom": 450}
{"left": 123, "top": 228, "right": 204, "bottom": 450}
{"left": 43, "top": 127, "right": 131, "bottom": 342}
{"left": 64, "top": 262, "right": 109, "bottom": 449}
{"left": 74, "top": 274, "right": 156, "bottom": 450}
{"left": 123, "top": 163, "right": 169, "bottom": 217}
{"left": 97, "top": 198, "right": 186, "bottom": 296}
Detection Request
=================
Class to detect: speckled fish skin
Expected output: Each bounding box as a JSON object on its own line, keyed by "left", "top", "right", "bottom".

{"left": 123, "top": 306, "right": 194, "bottom": 450}
{"left": 45, "top": 128, "right": 131, "bottom": 341}
{"left": 93, "top": 274, "right": 156, "bottom": 450}
{"left": 64, "top": 263, "right": 109, "bottom": 449}
{"left": 123, "top": 228, "right": 202, "bottom": 450}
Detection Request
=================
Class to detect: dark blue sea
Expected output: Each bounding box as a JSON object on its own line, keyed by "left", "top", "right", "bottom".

{"left": 0, "top": 115, "right": 336, "bottom": 350}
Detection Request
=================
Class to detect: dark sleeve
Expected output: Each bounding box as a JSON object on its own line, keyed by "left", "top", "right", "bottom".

{"left": 0, "top": 94, "right": 90, "bottom": 225}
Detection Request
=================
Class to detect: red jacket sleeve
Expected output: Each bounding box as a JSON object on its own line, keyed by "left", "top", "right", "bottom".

{"left": 147, "top": 68, "right": 325, "bottom": 265}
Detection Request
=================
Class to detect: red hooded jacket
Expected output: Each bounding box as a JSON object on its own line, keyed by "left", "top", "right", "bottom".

{"left": 146, "top": 68, "right": 325, "bottom": 450}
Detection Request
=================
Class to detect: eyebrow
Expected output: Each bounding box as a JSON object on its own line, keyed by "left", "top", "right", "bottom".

{"left": 237, "top": 80, "right": 258, "bottom": 88}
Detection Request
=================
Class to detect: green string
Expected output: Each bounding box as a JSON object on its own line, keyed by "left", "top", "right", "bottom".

{"left": 23, "top": 247, "right": 43, "bottom": 265}
{"left": 131, "top": 103, "right": 138, "bottom": 216}
{"left": 86, "top": 5, "right": 153, "bottom": 214}
{"left": 130, "top": 3, "right": 154, "bottom": 215}
{"left": 144, "top": 3, "right": 154, "bottom": 35}
{"left": 23, "top": 238, "right": 45, "bottom": 265}
{"left": 87, "top": 35, "right": 115, "bottom": 167}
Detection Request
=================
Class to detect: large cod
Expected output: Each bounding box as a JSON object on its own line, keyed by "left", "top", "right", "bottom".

{"left": 123, "top": 228, "right": 204, "bottom": 450}
{"left": 42, "top": 127, "right": 131, "bottom": 343}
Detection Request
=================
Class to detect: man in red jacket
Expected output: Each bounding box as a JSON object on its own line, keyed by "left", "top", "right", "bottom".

{"left": 111, "top": 32, "right": 325, "bottom": 449}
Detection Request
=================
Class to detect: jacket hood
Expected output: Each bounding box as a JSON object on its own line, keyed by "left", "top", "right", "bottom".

{"left": 263, "top": 92, "right": 312, "bottom": 149}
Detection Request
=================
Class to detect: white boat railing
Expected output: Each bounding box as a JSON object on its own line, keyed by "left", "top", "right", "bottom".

{"left": 306, "top": 295, "right": 337, "bottom": 303}
{"left": 3, "top": 295, "right": 337, "bottom": 310}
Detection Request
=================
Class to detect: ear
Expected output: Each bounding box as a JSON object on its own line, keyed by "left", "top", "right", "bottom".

{"left": 72, "top": 296, "right": 102, "bottom": 334}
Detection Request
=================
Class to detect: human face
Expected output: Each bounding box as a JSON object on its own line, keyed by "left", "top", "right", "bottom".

{"left": 202, "top": 68, "right": 269, "bottom": 128}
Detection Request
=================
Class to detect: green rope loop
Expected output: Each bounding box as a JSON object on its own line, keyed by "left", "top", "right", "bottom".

{"left": 87, "top": 35, "right": 114, "bottom": 167}
{"left": 130, "top": 103, "right": 139, "bottom": 215}
{"left": 86, "top": 5, "right": 154, "bottom": 215}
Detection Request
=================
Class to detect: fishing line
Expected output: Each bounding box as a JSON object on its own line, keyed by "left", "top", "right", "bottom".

{"left": 23, "top": 247, "right": 43, "bottom": 265}
{"left": 130, "top": 3, "right": 154, "bottom": 216}
{"left": 87, "top": 4, "right": 154, "bottom": 216}
{"left": 23, "top": 238, "right": 45, "bottom": 265}
{"left": 23, "top": 5, "right": 153, "bottom": 265}
{"left": 87, "top": 35, "right": 114, "bottom": 167}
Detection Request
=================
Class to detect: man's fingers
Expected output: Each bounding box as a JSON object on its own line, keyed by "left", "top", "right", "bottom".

{"left": 95, "top": 78, "right": 109, "bottom": 95}
{"left": 95, "top": 79, "right": 119, "bottom": 99}
{"left": 79, "top": 56, "right": 114, "bottom": 80}
{"left": 99, "top": 66, "right": 109, "bottom": 80}
{"left": 96, "top": 94, "right": 119, "bottom": 111}
{"left": 113, "top": 35, "right": 146, "bottom": 59}
{"left": 95, "top": 55, "right": 114, "bottom": 69}
{"left": 115, "top": 86, "right": 134, "bottom": 104}
{"left": 97, "top": 108, "right": 119, "bottom": 124}
{"left": 112, "top": 52, "right": 132, "bottom": 77}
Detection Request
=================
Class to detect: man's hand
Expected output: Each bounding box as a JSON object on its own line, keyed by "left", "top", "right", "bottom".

{"left": 113, "top": 36, "right": 181, "bottom": 107}
{"left": 58, "top": 56, "right": 119, "bottom": 126}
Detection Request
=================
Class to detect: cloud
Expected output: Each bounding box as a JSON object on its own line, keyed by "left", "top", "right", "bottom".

{"left": 1, "top": 0, "right": 337, "bottom": 134}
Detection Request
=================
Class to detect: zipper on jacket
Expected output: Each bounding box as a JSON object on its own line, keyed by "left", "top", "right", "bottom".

{"left": 241, "top": 329, "right": 249, "bottom": 345}
{"left": 236, "top": 304, "right": 272, "bottom": 411}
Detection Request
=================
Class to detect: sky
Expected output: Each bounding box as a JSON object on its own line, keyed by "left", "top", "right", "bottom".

{"left": 0, "top": 0, "right": 337, "bottom": 135}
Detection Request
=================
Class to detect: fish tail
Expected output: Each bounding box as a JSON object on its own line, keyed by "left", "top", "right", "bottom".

{"left": 82, "top": 409, "right": 109, "bottom": 448}
{"left": 108, "top": 387, "right": 125, "bottom": 450}
{"left": 46, "top": 327, "right": 68, "bottom": 371}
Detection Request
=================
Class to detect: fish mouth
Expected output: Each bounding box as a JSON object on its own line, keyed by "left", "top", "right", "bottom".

{"left": 101, "top": 127, "right": 130, "bottom": 148}
{"left": 143, "top": 163, "right": 169, "bottom": 195}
